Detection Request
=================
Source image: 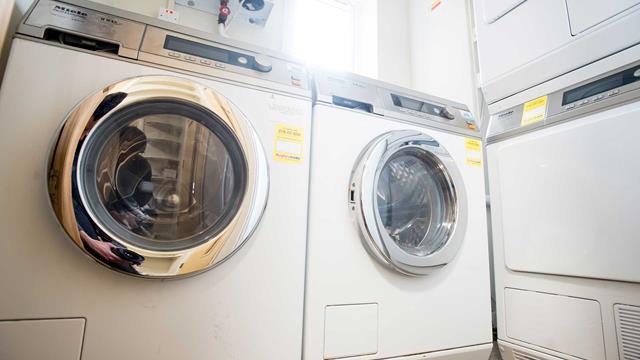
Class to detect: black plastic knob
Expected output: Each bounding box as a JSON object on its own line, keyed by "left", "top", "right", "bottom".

{"left": 440, "top": 107, "right": 455, "bottom": 120}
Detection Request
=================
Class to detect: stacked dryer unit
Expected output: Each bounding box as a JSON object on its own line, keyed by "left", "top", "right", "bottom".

{"left": 486, "top": 38, "right": 640, "bottom": 360}
{"left": 474, "top": 0, "right": 640, "bottom": 103}
{"left": 303, "top": 71, "right": 492, "bottom": 359}
{"left": 0, "top": 1, "right": 312, "bottom": 359}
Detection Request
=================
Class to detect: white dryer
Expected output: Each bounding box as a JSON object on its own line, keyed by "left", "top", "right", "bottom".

{"left": 486, "top": 42, "right": 640, "bottom": 360}
{"left": 0, "top": 1, "right": 311, "bottom": 359}
{"left": 303, "top": 71, "right": 492, "bottom": 359}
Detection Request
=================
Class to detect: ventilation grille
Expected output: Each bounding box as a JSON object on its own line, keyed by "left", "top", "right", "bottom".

{"left": 513, "top": 349, "right": 544, "bottom": 360}
{"left": 615, "top": 304, "right": 640, "bottom": 360}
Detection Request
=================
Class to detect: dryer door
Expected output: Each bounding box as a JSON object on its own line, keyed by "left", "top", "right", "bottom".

{"left": 49, "top": 76, "right": 268, "bottom": 278}
{"left": 349, "top": 130, "right": 467, "bottom": 275}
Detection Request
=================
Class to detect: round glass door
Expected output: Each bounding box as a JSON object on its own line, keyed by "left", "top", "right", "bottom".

{"left": 78, "top": 99, "right": 247, "bottom": 252}
{"left": 49, "top": 76, "right": 268, "bottom": 278}
{"left": 350, "top": 130, "right": 467, "bottom": 275}
{"left": 376, "top": 147, "right": 457, "bottom": 257}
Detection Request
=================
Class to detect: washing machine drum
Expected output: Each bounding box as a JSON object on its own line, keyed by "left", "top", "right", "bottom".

{"left": 349, "top": 130, "right": 467, "bottom": 276}
{"left": 48, "top": 76, "right": 268, "bottom": 278}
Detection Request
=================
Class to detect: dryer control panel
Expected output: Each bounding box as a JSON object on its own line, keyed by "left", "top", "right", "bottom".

{"left": 487, "top": 60, "right": 640, "bottom": 143}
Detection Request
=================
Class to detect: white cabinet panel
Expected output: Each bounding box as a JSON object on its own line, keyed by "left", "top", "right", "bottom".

{"left": 475, "top": 0, "right": 570, "bottom": 87}
{"left": 482, "top": 0, "right": 526, "bottom": 23}
{"left": 324, "top": 304, "right": 378, "bottom": 359}
{"left": 493, "top": 100, "right": 640, "bottom": 283}
{"left": 0, "top": 318, "right": 85, "bottom": 360}
{"left": 505, "top": 289, "right": 604, "bottom": 360}
{"left": 474, "top": 0, "right": 640, "bottom": 103}
{"left": 566, "top": 0, "right": 640, "bottom": 34}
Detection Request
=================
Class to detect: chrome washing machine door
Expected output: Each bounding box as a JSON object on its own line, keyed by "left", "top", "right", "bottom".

{"left": 48, "top": 76, "right": 268, "bottom": 278}
{"left": 349, "top": 130, "right": 467, "bottom": 275}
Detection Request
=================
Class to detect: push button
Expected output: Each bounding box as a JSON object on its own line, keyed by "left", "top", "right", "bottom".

{"left": 200, "top": 59, "right": 211, "bottom": 65}
{"left": 168, "top": 52, "right": 180, "bottom": 58}
{"left": 237, "top": 56, "right": 248, "bottom": 65}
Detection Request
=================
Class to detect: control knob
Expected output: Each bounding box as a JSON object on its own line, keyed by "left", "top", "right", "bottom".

{"left": 440, "top": 107, "right": 455, "bottom": 120}
{"left": 254, "top": 54, "right": 273, "bottom": 73}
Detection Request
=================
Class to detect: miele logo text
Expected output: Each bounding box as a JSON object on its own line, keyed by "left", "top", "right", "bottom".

{"left": 498, "top": 110, "right": 514, "bottom": 118}
{"left": 100, "top": 17, "right": 120, "bottom": 25}
{"left": 53, "top": 5, "right": 88, "bottom": 17}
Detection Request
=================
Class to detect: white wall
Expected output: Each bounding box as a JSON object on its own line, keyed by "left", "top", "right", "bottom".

{"left": 408, "top": 0, "right": 479, "bottom": 117}
{"left": 376, "top": 0, "right": 412, "bottom": 88}
{"left": 353, "top": 0, "right": 378, "bottom": 79}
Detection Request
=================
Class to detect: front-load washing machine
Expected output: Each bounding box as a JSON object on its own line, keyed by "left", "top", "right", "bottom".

{"left": 0, "top": 1, "right": 311, "bottom": 359}
{"left": 303, "top": 71, "right": 492, "bottom": 359}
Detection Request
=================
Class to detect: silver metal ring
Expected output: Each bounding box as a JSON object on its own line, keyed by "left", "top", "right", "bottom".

{"left": 48, "top": 75, "right": 269, "bottom": 278}
{"left": 349, "top": 130, "right": 467, "bottom": 275}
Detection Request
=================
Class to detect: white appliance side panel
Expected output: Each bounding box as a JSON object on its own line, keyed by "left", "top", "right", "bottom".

{"left": 0, "top": 39, "right": 311, "bottom": 360}
{"left": 0, "top": 319, "right": 85, "bottom": 360}
{"left": 566, "top": 0, "right": 640, "bottom": 35}
{"left": 303, "top": 104, "right": 492, "bottom": 359}
{"left": 504, "top": 289, "right": 605, "bottom": 359}
{"left": 493, "top": 100, "right": 640, "bottom": 283}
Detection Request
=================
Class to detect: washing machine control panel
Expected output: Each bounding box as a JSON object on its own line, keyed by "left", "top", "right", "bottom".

{"left": 18, "top": 0, "right": 309, "bottom": 91}
{"left": 387, "top": 93, "right": 476, "bottom": 130}
{"left": 140, "top": 27, "right": 306, "bottom": 89}
{"left": 314, "top": 70, "right": 478, "bottom": 135}
{"left": 160, "top": 33, "right": 270, "bottom": 73}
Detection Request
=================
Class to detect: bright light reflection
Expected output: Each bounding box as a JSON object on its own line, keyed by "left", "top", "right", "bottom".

{"left": 287, "top": 0, "right": 355, "bottom": 71}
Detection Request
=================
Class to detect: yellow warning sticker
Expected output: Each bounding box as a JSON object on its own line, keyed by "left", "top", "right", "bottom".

{"left": 465, "top": 138, "right": 482, "bottom": 167}
{"left": 274, "top": 124, "right": 304, "bottom": 164}
{"left": 521, "top": 95, "right": 548, "bottom": 126}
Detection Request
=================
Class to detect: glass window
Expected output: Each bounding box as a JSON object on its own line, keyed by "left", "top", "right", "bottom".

{"left": 78, "top": 99, "right": 246, "bottom": 251}
{"left": 376, "top": 147, "right": 456, "bottom": 257}
{"left": 285, "top": 0, "right": 379, "bottom": 76}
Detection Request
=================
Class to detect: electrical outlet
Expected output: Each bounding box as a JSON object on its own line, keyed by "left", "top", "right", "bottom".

{"left": 158, "top": 8, "right": 180, "bottom": 23}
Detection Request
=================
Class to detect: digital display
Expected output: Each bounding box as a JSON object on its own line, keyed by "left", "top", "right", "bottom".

{"left": 391, "top": 94, "right": 447, "bottom": 118}
{"left": 562, "top": 66, "right": 640, "bottom": 105}
{"left": 396, "top": 95, "right": 423, "bottom": 111}
{"left": 392, "top": 94, "right": 424, "bottom": 111}
{"left": 164, "top": 35, "right": 230, "bottom": 63}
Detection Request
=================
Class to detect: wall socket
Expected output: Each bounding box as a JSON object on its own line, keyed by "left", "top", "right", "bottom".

{"left": 158, "top": 8, "right": 180, "bottom": 23}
